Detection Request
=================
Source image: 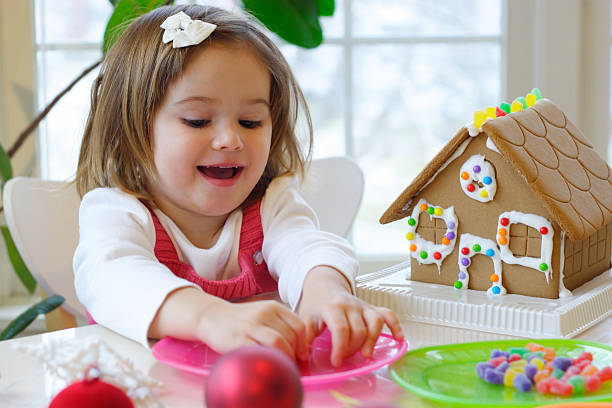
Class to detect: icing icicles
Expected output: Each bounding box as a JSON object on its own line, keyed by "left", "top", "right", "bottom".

{"left": 406, "top": 199, "right": 458, "bottom": 271}
{"left": 496, "top": 211, "right": 554, "bottom": 283}
{"left": 455, "top": 233, "right": 505, "bottom": 296}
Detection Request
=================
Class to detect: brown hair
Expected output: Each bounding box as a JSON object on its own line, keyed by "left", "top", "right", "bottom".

{"left": 76, "top": 4, "right": 312, "bottom": 205}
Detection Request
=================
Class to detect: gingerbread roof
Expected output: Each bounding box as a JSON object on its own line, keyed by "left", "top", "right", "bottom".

{"left": 380, "top": 99, "right": 612, "bottom": 242}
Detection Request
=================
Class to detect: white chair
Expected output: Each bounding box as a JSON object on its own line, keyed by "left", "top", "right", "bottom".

{"left": 3, "top": 156, "right": 364, "bottom": 330}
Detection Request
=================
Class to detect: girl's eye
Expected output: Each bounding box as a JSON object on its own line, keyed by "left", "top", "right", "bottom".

{"left": 183, "top": 119, "right": 210, "bottom": 128}
{"left": 239, "top": 120, "right": 262, "bottom": 129}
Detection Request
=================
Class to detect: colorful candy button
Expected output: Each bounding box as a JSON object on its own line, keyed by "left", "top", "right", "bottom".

{"left": 461, "top": 171, "right": 469, "bottom": 180}
{"left": 434, "top": 208, "right": 443, "bottom": 216}
{"left": 500, "top": 217, "right": 509, "bottom": 226}
{"left": 406, "top": 232, "right": 414, "bottom": 240}
{"left": 540, "top": 226, "right": 548, "bottom": 235}
{"left": 407, "top": 218, "right": 416, "bottom": 226}
{"left": 473, "top": 244, "right": 481, "bottom": 252}
{"left": 467, "top": 184, "right": 475, "bottom": 192}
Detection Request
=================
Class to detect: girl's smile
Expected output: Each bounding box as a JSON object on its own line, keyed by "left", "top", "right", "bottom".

{"left": 197, "top": 164, "right": 244, "bottom": 186}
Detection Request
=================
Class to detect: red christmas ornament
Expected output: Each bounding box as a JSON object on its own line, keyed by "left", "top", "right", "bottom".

{"left": 49, "top": 367, "right": 133, "bottom": 408}
{"left": 205, "top": 345, "right": 303, "bottom": 408}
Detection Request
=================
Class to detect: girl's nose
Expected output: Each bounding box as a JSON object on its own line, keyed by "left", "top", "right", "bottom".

{"left": 211, "top": 121, "right": 243, "bottom": 151}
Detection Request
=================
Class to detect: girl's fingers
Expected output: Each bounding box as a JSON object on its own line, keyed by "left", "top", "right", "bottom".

{"left": 346, "top": 308, "right": 367, "bottom": 355}
{"left": 276, "top": 309, "right": 309, "bottom": 361}
{"left": 322, "top": 308, "right": 350, "bottom": 368}
{"left": 249, "top": 326, "right": 296, "bottom": 360}
{"left": 360, "top": 308, "right": 385, "bottom": 358}
{"left": 375, "top": 306, "right": 404, "bottom": 340}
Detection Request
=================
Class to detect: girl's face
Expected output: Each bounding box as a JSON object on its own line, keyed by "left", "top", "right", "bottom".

{"left": 150, "top": 43, "right": 272, "bottom": 224}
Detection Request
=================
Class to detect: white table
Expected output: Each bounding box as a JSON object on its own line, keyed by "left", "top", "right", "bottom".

{"left": 1, "top": 316, "right": 610, "bottom": 408}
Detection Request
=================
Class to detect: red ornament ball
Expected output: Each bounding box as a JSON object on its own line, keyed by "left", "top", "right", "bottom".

{"left": 205, "top": 345, "right": 303, "bottom": 408}
{"left": 49, "top": 378, "right": 133, "bottom": 408}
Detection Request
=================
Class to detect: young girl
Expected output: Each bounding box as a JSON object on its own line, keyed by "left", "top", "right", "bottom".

{"left": 73, "top": 4, "right": 402, "bottom": 367}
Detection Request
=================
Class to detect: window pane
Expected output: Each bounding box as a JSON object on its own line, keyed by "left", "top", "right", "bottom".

{"left": 35, "top": 0, "right": 112, "bottom": 44}
{"left": 321, "top": 0, "right": 344, "bottom": 39}
{"left": 38, "top": 50, "right": 101, "bottom": 180}
{"left": 282, "top": 45, "right": 345, "bottom": 157}
{"left": 352, "top": 43, "right": 500, "bottom": 255}
{"left": 353, "top": 0, "right": 501, "bottom": 37}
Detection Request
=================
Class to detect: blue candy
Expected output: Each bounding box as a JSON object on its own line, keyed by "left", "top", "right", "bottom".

{"left": 485, "top": 368, "right": 504, "bottom": 384}
{"left": 513, "top": 373, "right": 532, "bottom": 392}
{"left": 552, "top": 356, "right": 572, "bottom": 371}
{"left": 524, "top": 363, "right": 537, "bottom": 380}
{"left": 490, "top": 349, "right": 509, "bottom": 359}
{"left": 496, "top": 362, "right": 510, "bottom": 373}
{"left": 476, "top": 362, "right": 495, "bottom": 379}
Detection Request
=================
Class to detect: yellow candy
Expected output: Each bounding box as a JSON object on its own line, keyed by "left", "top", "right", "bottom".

{"left": 480, "top": 190, "right": 488, "bottom": 198}
{"left": 531, "top": 358, "right": 545, "bottom": 371}
{"left": 474, "top": 110, "right": 486, "bottom": 128}
{"left": 485, "top": 106, "right": 496, "bottom": 119}
{"left": 510, "top": 359, "right": 527, "bottom": 369}
{"left": 526, "top": 93, "right": 536, "bottom": 107}
{"left": 504, "top": 369, "right": 518, "bottom": 387}
{"left": 511, "top": 101, "right": 523, "bottom": 112}
{"left": 406, "top": 232, "right": 414, "bottom": 241}
{"left": 434, "top": 208, "right": 443, "bottom": 216}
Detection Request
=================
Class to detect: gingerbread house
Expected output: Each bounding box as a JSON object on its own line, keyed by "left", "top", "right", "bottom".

{"left": 380, "top": 93, "right": 612, "bottom": 299}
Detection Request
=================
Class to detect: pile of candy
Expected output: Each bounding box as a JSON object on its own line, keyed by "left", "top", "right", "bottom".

{"left": 476, "top": 342, "right": 612, "bottom": 396}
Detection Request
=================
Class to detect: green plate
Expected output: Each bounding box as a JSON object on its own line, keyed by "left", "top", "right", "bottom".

{"left": 389, "top": 339, "right": 612, "bottom": 407}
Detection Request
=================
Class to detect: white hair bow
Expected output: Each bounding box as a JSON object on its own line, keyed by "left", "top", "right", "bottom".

{"left": 160, "top": 11, "right": 216, "bottom": 48}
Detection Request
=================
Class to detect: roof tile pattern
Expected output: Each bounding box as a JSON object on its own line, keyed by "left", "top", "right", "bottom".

{"left": 483, "top": 99, "right": 612, "bottom": 241}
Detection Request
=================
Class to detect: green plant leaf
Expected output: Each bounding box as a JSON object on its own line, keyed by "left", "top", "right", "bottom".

{"left": 0, "top": 144, "right": 13, "bottom": 187}
{"left": 0, "top": 295, "right": 64, "bottom": 340}
{"left": 316, "top": 0, "right": 335, "bottom": 17}
{"left": 243, "top": 0, "right": 323, "bottom": 49}
{"left": 108, "top": 0, "right": 119, "bottom": 6}
{"left": 103, "top": 0, "right": 171, "bottom": 54}
{"left": 0, "top": 226, "right": 36, "bottom": 294}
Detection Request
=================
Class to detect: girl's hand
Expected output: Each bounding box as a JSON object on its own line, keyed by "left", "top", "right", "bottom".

{"left": 149, "top": 287, "right": 308, "bottom": 362}
{"left": 197, "top": 298, "right": 309, "bottom": 362}
{"left": 297, "top": 266, "right": 404, "bottom": 367}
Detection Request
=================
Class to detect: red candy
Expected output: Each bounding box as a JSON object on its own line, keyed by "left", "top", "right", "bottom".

{"left": 549, "top": 379, "right": 573, "bottom": 396}
{"left": 536, "top": 377, "right": 553, "bottom": 394}
{"left": 467, "top": 184, "right": 475, "bottom": 192}
{"left": 585, "top": 375, "right": 602, "bottom": 392}
{"left": 596, "top": 366, "right": 612, "bottom": 381}
{"left": 461, "top": 247, "right": 469, "bottom": 255}
{"left": 508, "top": 353, "right": 522, "bottom": 362}
{"left": 495, "top": 107, "right": 506, "bottom": 117}
{"left": 489, "top": 356, "right": 507, "bottom": 367}
{"left": 500, "top": 217, "right": 509, "bottom": 226}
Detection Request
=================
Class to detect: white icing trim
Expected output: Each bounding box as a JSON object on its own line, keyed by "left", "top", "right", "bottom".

{"left": 497, "top": 211, "right": 554, "bottom": 282}
{"left": 459, "top": 155, "right": 497, "bottom": 203}
{"left": 401, "top": 138, "right": 472, "bottom": 212}
{"left": 558, "top": 231, "right": 572, "bottom": 297}
{"left": 406, "top": 199, "right": 458, "bottom": 271}
{"left": 456, "top": 233, "right": 505, "bottom": 296}
{"left": 486, "top": 137, "right": 501, "bottom": 154}
{"left": 466, "top": 122, "right": 481, "bottom": 137}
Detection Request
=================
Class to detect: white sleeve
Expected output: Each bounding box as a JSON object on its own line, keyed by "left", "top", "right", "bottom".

{"left": 73, "top": 188, "right": 199, "bottom": 348}
{"left": 260, "top": 176, "right": 359, "bottom": 310}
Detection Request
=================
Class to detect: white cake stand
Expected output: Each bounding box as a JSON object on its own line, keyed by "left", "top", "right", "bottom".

{"left": 356, "top": 261, "right": 612, "bottom": 338}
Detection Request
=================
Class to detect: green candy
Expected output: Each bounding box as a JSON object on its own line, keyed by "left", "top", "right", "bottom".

{"left": 508, "top": 347, "right": 530, "bottom": 357}
{"left": 408, "top": 218, "right": 416, "bottom": 226}
{"left": 567, "top": 375, "right": 585, "bottom": 394}
{"left": 472, "top": 244, "right": 481, "bottom": 252}
{"left": 516, "top": 96, "right": 528, "bottom": 108}
{"left": 427, "top": 207, "right": 434, "bottom": 215}
{"left": 420, "top": 251, "right": 428, "bottom": 259}
{"left": 531, "top": 87, "right": 542, "bottom": 100}
{"left": 524, "top": 351, "right": 545, "bottom": 360}
{"left": 500, "top": 102, "right": 511, "bottom": 114}
{"left": 454, "top": 280, "right": 462, "bottom": 289}
{"left": 552, "top": 368, "right": 565, "bottom": 379}
{"left": 540, "top": 263, "right": 548, "bottom": 271}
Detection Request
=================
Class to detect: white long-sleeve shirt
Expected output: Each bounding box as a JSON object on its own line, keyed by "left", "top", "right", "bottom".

{"left": 73, "top": 175, "right": 358, "bottom": 348}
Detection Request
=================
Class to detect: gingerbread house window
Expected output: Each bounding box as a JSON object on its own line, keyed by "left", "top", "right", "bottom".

{"left": 565, "top": 227, "right": 609, "bottom": 276}
{"left": 508, "top": 224, "right": 542, "bottom": 258}
{"left": 405, "top": 199, "right": 458, "bottom": 268}
{"left": 497, "top": 211, "right": 554, "bottom": 282}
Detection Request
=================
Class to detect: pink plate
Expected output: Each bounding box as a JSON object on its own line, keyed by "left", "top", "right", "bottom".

{"left": 152, "top": 329, "right": 408, "bottom": 388}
